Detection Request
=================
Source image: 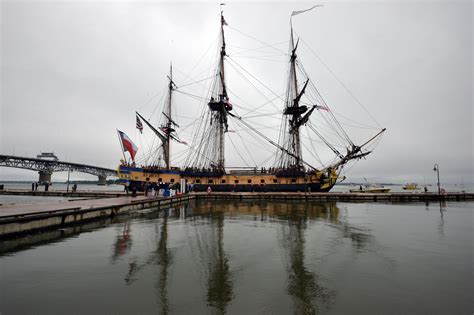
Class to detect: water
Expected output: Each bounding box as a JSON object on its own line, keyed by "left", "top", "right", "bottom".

{"left": 0, "top": 183, "right": 124, "bottom": 192}
{"left": 0, "top": 183, "right": 124, "bottom": 205}
{"left": 0, "top": 200, "right": 472, "bottom": 314}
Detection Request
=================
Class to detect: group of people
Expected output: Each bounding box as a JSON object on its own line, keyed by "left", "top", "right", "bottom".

{"left": 31, "top": 182, "right": 78, "bottom": 192}
{"left": 143, "top": 182, "right": 173, "bottom": 197}
{"left": 31, "top": 182, "right": 39, "bottom": 191}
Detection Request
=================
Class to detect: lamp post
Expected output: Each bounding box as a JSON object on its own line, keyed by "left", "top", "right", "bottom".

{"left": 66, "top": 167, "right": 71, "bottom": 192}
{"left": 433, "top": 163, "right": 440, "bottom": 195}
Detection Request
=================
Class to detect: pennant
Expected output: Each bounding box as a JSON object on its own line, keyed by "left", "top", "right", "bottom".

{"left": 316, "top": 105, "right": 329, "bottom": 111}
{"left": 291, "top": 5, "right": 323, "bottom": 17}
{"left": 136, "top": 115, "right": 143, "bottom": 134}
{"left": 118, "top": 130, "right": 138, "bottom": 161}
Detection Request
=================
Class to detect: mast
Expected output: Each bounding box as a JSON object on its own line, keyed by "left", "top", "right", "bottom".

{"left": 218, "top": 10, "right": 226, "bottom": 170}
{"left": 277, "top": 19, "right": 310, "bottom": 170}
{"left": 164, "top": 63, "right": 174, "bottom": 169}
{"left": 135, "top": 65, "right": 177, "bottom": 169}
{"left": 289, "top": 21, "right": 303, "bottom": 169}
{"left": 207, "top": 8, "right": 231, "bottom": 172}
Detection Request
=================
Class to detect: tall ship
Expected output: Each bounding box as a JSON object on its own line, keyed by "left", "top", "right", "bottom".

{"left": 117, "top": 6, "right": 386, "bottom": 192}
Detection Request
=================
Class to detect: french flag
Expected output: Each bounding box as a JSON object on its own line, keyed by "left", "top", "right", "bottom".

{"left": 118, "top": 130, "right": 138, "bottom": 161}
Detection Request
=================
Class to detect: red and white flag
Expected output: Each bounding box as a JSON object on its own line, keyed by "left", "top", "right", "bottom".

{"left": 118, "top": 130, "right": 138, "bottom": 161}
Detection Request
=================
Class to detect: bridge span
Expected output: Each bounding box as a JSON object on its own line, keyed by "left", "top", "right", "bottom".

{"left": 0, "top": 154, "right": 117, "bottom": 185}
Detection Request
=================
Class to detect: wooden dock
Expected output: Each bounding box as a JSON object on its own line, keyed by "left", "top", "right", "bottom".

{"left": 0, "top": 189, "right": 128, "bottom": 198}
{"left": 194, "top": 191, "right": 474, "bottom": 202}
{"left": 0, "top": 191, "right": 472, "bottom": 237}
{"left": 0, "top": 194, "right": 194, "bottom": 237}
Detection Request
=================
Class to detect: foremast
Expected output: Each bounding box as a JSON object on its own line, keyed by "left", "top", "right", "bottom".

{"left": 276, "top": 20, "right": 314, "bottom": 171}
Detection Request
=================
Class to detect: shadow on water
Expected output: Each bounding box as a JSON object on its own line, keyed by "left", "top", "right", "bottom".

{"left": 273, "top": 202, "right": 336, "bottom": 314}
{"left": 425, "top": 200, "right": 447, "bottom": 237}
{"left": 123, "top": 203, "right": 234, "bottom": 314}
{"left": 189, "top": 201, "right": 234, "bottom": 314}
{"left": 0, "top": 216, "right": 126, "bottom": 256}
{"left": 123, "top": 208, "right": 174, "bottom": 314}
{"left": 204, "top": 209, "right": 233, "bottom": 313}
{"left": 110, "top": 221, "right": 133, "bottom": 263}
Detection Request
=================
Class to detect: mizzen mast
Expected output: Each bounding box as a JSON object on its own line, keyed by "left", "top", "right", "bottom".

{"left": 162, "top": 63, "right": 176, "bottom": 169}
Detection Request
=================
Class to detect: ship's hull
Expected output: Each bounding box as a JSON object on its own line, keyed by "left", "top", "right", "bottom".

{"left": 118, "top": 165, "right": 336, "bottom": 193}
{"left": 191, "top": 182, "right": 331, "bottom": 193}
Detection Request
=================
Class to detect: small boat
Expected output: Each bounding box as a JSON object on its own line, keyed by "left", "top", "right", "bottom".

{"left": 402, "top": 183, "right": 421, "bottom": 190}
{"left": 350, "top": 184, "right": 391, "bottom": 193}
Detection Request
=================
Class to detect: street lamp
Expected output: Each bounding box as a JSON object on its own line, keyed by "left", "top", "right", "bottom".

{"left": 433, "top": 163, "right": 440, "bottom": 195}
{"left": 66, "top": 167, "right": 71, "bottom": 192}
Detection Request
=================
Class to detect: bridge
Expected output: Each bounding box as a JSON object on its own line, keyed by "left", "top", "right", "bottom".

{"left": 0, "top": 154, "right": 117, "bottom": 185}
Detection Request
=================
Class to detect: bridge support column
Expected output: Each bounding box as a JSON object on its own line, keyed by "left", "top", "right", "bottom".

{"left": 38, "top": 171, "right": 52, "bottom": 184}
{"left": 97, "top": 175, "right": 107, "bottom": 186}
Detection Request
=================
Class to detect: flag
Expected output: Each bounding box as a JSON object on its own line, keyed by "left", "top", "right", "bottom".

{"left": 291, "top": 5, "right": 323, "bottom": 17}
{"left": 118, "top": 130, "right": 138, "bottom": 161}
{"left": 316, "top": 105, "right": 329, "bottom": 111}
{"left": 136, "top": 115, "right": 143, "bottom": 133}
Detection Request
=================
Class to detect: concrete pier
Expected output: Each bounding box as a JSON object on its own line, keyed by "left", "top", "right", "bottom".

{"left": 194, "top": 191, "right": 474, "bottom": 202}
{"left": 38, "top": 170, "right": 52, "bottom": 184}
{"left": 0, "top": 194, "right": 194, "bottom": 237}
{"left": 97, "top": 175, "right": 107, "bottom": 185}
{"left": 0, "top": 189, "right": 127, "bottom": 199}
{"left": 1, "top": 191, "right": 472, "bottom": 237}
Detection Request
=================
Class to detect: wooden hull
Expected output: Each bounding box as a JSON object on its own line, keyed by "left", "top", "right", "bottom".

{"left": 192, "top": 182, "right": 332, "bottom": 193}
{"left": 118, "top": 166, "right": 336, "bottom": 193}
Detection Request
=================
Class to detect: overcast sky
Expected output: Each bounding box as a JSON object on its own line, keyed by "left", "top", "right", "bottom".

{"left": 0, "top": 0, "right": 472, "bottom": 184}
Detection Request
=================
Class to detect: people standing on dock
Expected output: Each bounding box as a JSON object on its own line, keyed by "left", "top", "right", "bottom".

{"left": 45, "top": 182, "right": 50, "bottom": 192}
{"left": 35, "top": 182, "right": 38, "bottom": 191}
{"left": 31, "top": 182, "right": 35, "bottom": 191}
{"left": 144, "top": 182, "right": 149, "bottom": 196}
{"left": 72, "top": 183, "right": 77, "bottom": 192}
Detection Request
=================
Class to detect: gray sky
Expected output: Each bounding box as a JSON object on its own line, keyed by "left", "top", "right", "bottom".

{"left": 0, "top": 0, "right": 472, "bottom": 184}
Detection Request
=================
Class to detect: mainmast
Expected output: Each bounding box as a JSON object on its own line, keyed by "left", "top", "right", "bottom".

{"left": 207, "top": 8, "right": 232, "bottom": 171}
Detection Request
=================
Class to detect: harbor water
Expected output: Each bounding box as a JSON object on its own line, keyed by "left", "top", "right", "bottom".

{"left": 0, "top": 199, "right": 472, "bottom": 314}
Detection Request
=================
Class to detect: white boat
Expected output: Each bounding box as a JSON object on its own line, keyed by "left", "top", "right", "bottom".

{"left": 350, "top": 184, "right": 391, "bottom": 193}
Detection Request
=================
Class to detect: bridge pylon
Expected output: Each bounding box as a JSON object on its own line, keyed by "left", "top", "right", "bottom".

{"left": 97, "top": 175, "right": 107, "bottom": 185}
{"left": 38, "top": 170, "right": 52, "bottom": 184}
